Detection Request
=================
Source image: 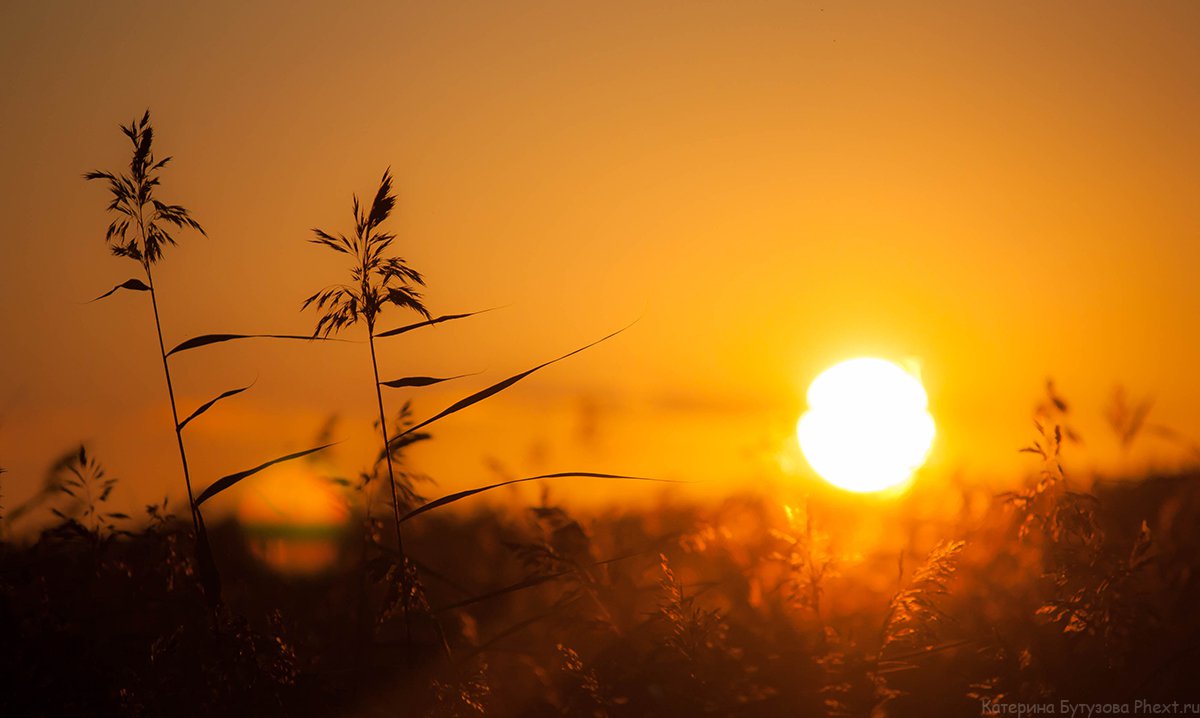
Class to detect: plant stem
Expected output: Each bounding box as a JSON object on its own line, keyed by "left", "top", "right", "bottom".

{"left": 145, "top": 263, "right": 201, "bottom": 539}
{"left": 368, "top": 330, "right": 407, "bottom": 553}
{"left": 368, "top": 325, "right": 412, "bottom": 642}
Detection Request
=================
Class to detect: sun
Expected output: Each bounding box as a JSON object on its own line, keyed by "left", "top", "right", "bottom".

{"left": 797, "top": 357, "right": 935, "bottom": 493}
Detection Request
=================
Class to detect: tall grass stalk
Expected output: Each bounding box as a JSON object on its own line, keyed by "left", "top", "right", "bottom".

{"left": 303, "top": 168, "right": 430, "bottom": 635}
{"left": 85, "top": 111, "right": 206, "bottom": 541}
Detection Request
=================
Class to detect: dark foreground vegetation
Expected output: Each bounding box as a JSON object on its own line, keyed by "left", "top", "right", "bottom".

{"left": 3, "top": 445, "right": 1200, "bottom": 717}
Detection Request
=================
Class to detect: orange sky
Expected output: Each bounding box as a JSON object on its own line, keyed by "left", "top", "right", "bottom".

{"left": 2, "top": 1, "right": 1200, "bottom": 522}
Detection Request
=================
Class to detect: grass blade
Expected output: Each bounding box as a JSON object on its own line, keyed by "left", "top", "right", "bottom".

{"left": 388, "top": 324, "right": 632, "bottom": 449}
{"left": 373, "top": 308, "right": 498, "bottom": 339}
{"left": 439, "top": 573, "right": 562, "bottom": 613}
{"left": 379, "top": 373, "right": 475, "bottom": 389}
{"left": 90, "top": 278, "right": 150, "bottom": 302}
{"left": 167, "top": 333, "right": 339, "bottom": 357}
{"left": 466, "top": 598, "right": 582, "bottom": 660}
{"left": 177, "top": 383, "right": 253, "bottom": 432}
{"left": 195, "top": 443, "right": 334, "bottom": 506}
{"left": 400, "top": 471, "right": 684, "bottom": 523}
{"left": 434, "top": 548, "right": 651, "bottom": 613}
{"left": 193, "top": 509, "right": 223, "bottom": 607}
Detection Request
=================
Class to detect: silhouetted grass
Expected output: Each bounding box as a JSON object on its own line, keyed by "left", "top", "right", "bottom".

{"left": 300, "top": 169, "right": 653, "bottom": 652}
{"left": 85, "top": 113, "right": 343, "bottom": 606}
{"left": 302, "top": 167, "right": 437, "bottom": 641}
{"left": 84, "top": 110, "right": 209, "bottom": 580}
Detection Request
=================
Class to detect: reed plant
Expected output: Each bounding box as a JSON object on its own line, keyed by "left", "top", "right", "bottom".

{"left": 302, "top": 168, "right": 430, "bottom": 562}
{"left": 86, "top": 112, "right": 334, "bottom": 604}
{"left": 84, "top": 111, "right": 211, "bottom": 572}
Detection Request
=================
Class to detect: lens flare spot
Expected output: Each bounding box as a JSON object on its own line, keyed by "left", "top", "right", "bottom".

{"left": 237, "top": 465, "right": 350, "bottom": 576}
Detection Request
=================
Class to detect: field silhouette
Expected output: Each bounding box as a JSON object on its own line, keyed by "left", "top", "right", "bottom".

{"left": 3, "top": 449, "right": 1200, "bottom": 716}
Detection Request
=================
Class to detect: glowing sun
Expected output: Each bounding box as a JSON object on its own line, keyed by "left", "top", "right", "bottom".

{"left": 797, "top": 357, "right": 935, "bottom": 493}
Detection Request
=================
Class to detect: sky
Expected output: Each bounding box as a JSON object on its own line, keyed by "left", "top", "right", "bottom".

{"left": 2, "top": 1, "right": 1200, "bottom": 524}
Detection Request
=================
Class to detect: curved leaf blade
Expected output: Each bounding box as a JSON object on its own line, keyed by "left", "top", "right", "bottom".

{"left": 434, "top": 548, "right": 649, "bottom": 613}
{"left": 177, "top": 383, "right": 253, "bottom": 432}
{"left": 91, "top": 278, "right": 150, "bottom": 302}
{"left": 400, "top": 471, "right": 684, "bottom": 524}
{"left": 194, "top": 509, "right": 223, "bottom": 608}
{"left": 439, "top": 573, "right": 561, "bottom": 613}
{"left": 167, "top": 333, "right": 338, "bottom": 357}
{"left": 379, "top": 373, "right": 475, "bottom": 389}
{"left": 388, "top": 323, "right": 631, "bottom": 449}
{"left": 196, "top": 443, "right": 334, "bottom": 506}
{"left": 374, "top": 308, "right": 498, "bottom": 339}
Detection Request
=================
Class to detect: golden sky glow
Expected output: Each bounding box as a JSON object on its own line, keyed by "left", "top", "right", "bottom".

{"left": 2, "top": 1, "right": 1200, "bottom": 518}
